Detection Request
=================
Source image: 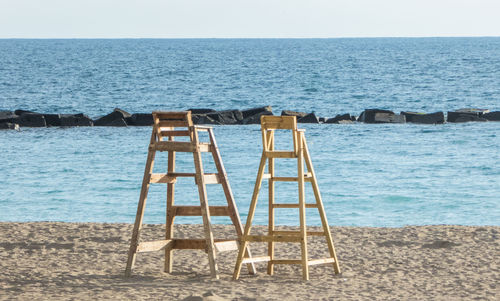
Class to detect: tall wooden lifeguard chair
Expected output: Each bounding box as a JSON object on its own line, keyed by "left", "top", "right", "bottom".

{"left": 125, "top": 111, "right": 255, "bottom": 279}
{"left": 233, "top": 115, "right": 340, "bottom": 280}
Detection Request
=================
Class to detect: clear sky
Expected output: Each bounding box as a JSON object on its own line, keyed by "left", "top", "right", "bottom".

{"left": 1, "top": 0, "right": 499, "bottom": 38}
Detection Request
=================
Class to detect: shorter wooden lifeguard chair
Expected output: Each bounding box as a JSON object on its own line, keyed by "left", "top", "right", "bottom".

{"left": 125, "top": 111, "right": 255, "bottom": 279}
{"left": 233, "top": 115, "right": 340, "bottom": 280}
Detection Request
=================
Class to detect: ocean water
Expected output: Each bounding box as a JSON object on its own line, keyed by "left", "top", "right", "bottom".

{"left": 0, "top": 38, "right": 499, "bottom": 226}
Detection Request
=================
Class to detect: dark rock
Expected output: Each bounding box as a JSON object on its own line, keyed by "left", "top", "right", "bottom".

{"left": 192, "top": 114, "right": 221, "bottom": 125}
{"left": 241, "top": 106, "right": 272, "bottom": 119}
{"left": 17, "top": 113, "right": 46, "bottom": 127}
{"left": 206, "top": 110, "right": 243, "bottom": 125}
{"left": 187, "top": 108, "right": 216, "bottom": 114}
{"left": 14, "top": 109, "right": 39, "bottom": 115}
{"left": 60, "top": 114, "right": 93, "bottom": 127}
{"left": 0, "top": 122, "right": 20, "bottom": 130}
{"left": 241, "top": 111, "right": 273, "bottom": 124}
{"left": 454, "top": 115, "right": 488, "bottom": 123}
{"left": 358, "top": 109, "right": 395, "bottom": 123}
{"left": 447, "top": 108, "right": 489, "bottom": 122}
{"left": 483, "top": 111, "right": 500, "bottom": 121}
{"left": 240, "top": 106, "right": 273, "bottom": 124}
{"left": 351, "top": 115, "right": 357, "bottom": 121}
{"left": 0, "top": 111, "right": 18, "bottom": 123}
{"left": 43, "top": 114, "right": 62, "bottom": 126}
{"left": 298, "top": 112, "right": 319, "bottom": 123}
{"left": 338, "top": 120, "right": 354, "bottom": 124}
{"left": 281, "top": 110, "right": 308, "bottom": 118}
{"left": 125, "top": 113, "right": 153, "bottom": 126}
{"left": 325, "top": 113, "right": 352, "bottom": 124}
{"left": 319, "top": 117, "right": 327, "bottom": 123}
{"left": 94, "top": 108, "right": 130, "bottom": 126}
{"left": 401, "top": 111, "right": 445, "bottom": 124}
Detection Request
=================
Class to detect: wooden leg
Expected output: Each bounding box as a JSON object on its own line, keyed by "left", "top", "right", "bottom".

{"left": 165, "top": 146, "right": 176, "bottom": 273}
{"left": 297, "top": 136, "right": 309, "bottom": 280}
{"left": 125, "top": 144, "right": 156, "bottom": 277}
{"left": 303, "top": 136, "right": 341, "bottom": 274}
{"left": 267, "top": 132, "right": 275, "bottom": 275}
{"left": 192, "top": 131, "right": 219, "bottom": 279}
{"left": 208, "top": 129, "right": 256, "bottom": 275}
{"left": 233, "top": 153, "right": 268, "bottom": 280}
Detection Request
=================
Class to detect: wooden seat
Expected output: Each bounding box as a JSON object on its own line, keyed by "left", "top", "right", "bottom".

{"left": 233, "top": 115, "right": 341, "bottom": 281}
{"left": 125, "top": 111, "right": 255, "bottom": 279}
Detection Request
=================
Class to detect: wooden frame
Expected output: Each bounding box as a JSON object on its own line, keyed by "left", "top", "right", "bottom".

{"left": 233, "top": 115, "right": 340, "bottom": 281}
{"left": 125, "top": 111, "right": 256, "bottom": 279}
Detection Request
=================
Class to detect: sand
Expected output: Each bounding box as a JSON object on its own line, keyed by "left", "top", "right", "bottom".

{"left": 0, "top": 222, "right": 498, "bottom": 300}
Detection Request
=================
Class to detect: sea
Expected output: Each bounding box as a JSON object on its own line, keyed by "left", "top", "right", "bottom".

{"left": 0, "top": 38, "right": 499, "bottom": 227}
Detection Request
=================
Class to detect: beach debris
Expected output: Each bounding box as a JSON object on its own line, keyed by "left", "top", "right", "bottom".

{"left": 94, "top": 108, "right": 130, "bottom": 126}
{"left": 401, "top": 111, "right": 445, "bottom": 124}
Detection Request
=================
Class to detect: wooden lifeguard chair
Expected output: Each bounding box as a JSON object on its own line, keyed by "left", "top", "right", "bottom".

{"left": 233, "top": 115, "right": 340, "bottom": 280}
{"left": 125, "top": 111, "right": 255, "bottom": 279}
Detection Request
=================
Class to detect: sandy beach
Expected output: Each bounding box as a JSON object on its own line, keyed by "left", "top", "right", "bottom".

{"left": 0, "top": 222, "right": 498, "bottom": 300}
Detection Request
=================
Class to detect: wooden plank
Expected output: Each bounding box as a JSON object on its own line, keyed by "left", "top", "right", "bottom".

{"left": 158, "top": 120, "right": 190, "bottom": 128}
{"left": 192, "top": 128, "right": 219, "bottom": 279}
{"left": 154, "top": 141, "right": 195, "bottom": 152}
{"left": 243, "top": 235, "right": 302, "bottom": 243}
{"left": 262, "top": 173, "right": 271, "bottom": 179}
{"left": 268, "top": 130, "right": 275, "bottom": 276}
{"left": 207, "top": 128, "right": 256, "bottom": 275}
{"left": 261, "top": 116, "right": 297, "bottom": 130}
{"left": 272, "top": 230, "right": 325, "bottom": 236}
{"left": 297, "top": 132, "right": 309, "bottom": 281}
{"left": 165, "top": 139, "right": 176, "bottom": 273}
{"left": 153, "top": 111, "right": 190, "bottom": 119}
{"left": 242, "top": 256, "right": 271, "bottom": 264}
{"left": 125, "top": 131, "right": 157, "bottom": 277}
{"left": 203, "top": 173, "right": 220, "bottom": 184}
{"left": 271, "top": 259, "right": 302, "bottom": 265}
{"left": 150, "top": 173, "right": 176, "bottom": 184}
{"left": 308, "top": 258, "right": 336, "bottom": 266}
{"left": 273, "top": 203, "right": 318, "bottom": 208}
{"left": 173, "top": 206, "right": 229, "bottom": 216}
{"left": 198, "top": 143, "right": 211, "bottom": 152}
{"left": 160, "top": 130, "right": 190, "bottom": 137}
{"left": 302, "top": 134, "right": 341, "bottom": 275}
{"left": 137, "top": 240, "right": 173, "bottom": 253}
{"left": 271, "top": 176, "right": 313, "bottom": 182}
{"left": 173, "top": 239, "right": 206, "bottom": 250}
{"left": 214, "top": 240, "right": 239, "bottom": 252}
{"left": 265, "top": 151, "right": 296, "bottom": 158}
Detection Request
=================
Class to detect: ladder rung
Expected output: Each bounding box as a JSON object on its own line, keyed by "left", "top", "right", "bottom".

{"left": 173, "top": 206, "right": 230, "bottom": 216}
{"left": 308, "top": 258, "right": 336, "bottom": 266}
{"left": 262, "top": 173, "right": 313, "bottom": 182}
{"left": 271, "top": 259, "right": 302, "bottom": 265}
{"left": 153, "top": 142, "right": 211, "bottom": 152}
{"left": 137, "top": 239, "right": 173, "bottom": 253}
{"left": 214, "top": 240, "right": 239, "bottom": 252}
{"left": 173, "top": 239, "right": 237, "bottom": 251}
{"left": 242, "top": 256, "right": 271, "bottom": 264}
{"left": 149, "top": 173, "right": 220, "bottom": 184}
{"left": 243, "top": 235, "right": 302, "bottom": 243}
{"left": 265, "top": 151, "right": 296, "bottom": 158}
{"left": 272, "top": 203, "right": 318, "bottom": 208}
{"left": 272, "top": 230, "right": 325, "bottom": 236}
{"left": 160, "top": 130, "right": 191, "bottom": 137}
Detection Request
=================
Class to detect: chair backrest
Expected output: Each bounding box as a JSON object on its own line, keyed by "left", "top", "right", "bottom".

{"left": 152, "top": 111, "right": 193, "bottom": 141}
{"left": 260, "top": 115, "right": 297, "bottom": 131}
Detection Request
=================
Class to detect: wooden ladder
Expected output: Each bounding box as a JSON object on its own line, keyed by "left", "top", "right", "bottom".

{"left": 125, "top": 111, "right": 255, "bottom": 279}
{"left": 233, "top": 115, "right": 341, "bottom": 280}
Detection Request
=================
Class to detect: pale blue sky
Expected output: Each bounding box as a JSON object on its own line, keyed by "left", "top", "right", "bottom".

{"left": 0, "top": 0, "right": 499, "bottom": 38}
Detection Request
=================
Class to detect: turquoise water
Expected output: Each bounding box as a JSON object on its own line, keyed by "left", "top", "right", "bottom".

{"left": 1, "top": 38, "right": 499, "bottom": 226}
